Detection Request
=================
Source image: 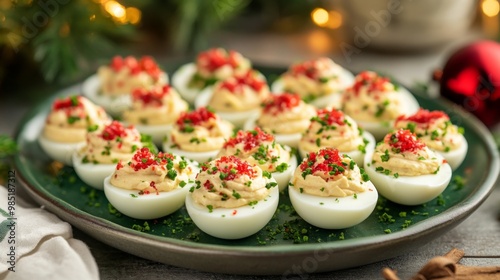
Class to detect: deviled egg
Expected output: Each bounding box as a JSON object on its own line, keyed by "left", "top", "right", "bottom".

{"left": 298, "top": 108, "right": 375, "bottom": 166}
{"left": 195, "top": 70, "right": 270, "bottom": 127}
{"left": 172, "top": 48, "right": 252, "bottom": 104}
{"left": 244, "top": 92, "right": 316, "bottom": 148}
{"left": 289, "top": 147, "right": 378, "bottom": 229}
{"left": 163, "top": 107, "right": 234, "bottom": 163}
{"left": 364, "top": 129, "right": 452, "bottom": 206}
{"left": 394, "top": 108, "right": 467, "bottom": 170}
{"left": 82, "top": 55, "right": 168, "bottom": 116}
{"left": 342, "top": 71, "right": 419, "bottom": 140}
{"left": 104, "top": 147, "right": 199, "bottom": 220}
{"left": 185, "top": 155, "right": 279, "bottom": 239}
{"left": 272, "top": 57, "right": 354, "bottom": 108}
{"left": 122, "top": 85, "right": 189, "bottom": 145}
{"left": 72, "top": 120, "right": 153, "bottom": 190}
{"left": 38, "top": 95, "right": 109, "bottom": 166}
{"left": 217, "top": 127, "right": 296, "bottom": 191}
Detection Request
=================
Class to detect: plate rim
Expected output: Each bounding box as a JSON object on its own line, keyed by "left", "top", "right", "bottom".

{"left": 13, "top": 70, "right": 500, "bottom": 275}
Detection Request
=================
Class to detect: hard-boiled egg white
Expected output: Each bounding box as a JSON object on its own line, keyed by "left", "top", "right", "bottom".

{"left": 355, "top": 87, "right": 420, "bottom": 141}
{"left": 288, "top": 182, "right": 378, "bottom": 229}
{"left": 82, "top": 73, "right": 170, "bottom": 117}
{"left": 273, "top": 154, "right": 298, "bottom": 192}
{"left": 103, "top": 168, "right": 198, "bottom": 220}
{"left": 162, "top": 136, "right": 219, "bottom": 164}
{"left": 82, "top": 74, "right": 132, "bottom": 117}
{"left": 171, "top": 63, "right": 199, "bottom": 104}
{"left": 38, "top": 136, "right": 82, "bottom": 166}
{"left": 130, "top": 123, "right": 171, "bottom": 147}
{"left": 243, "top": 115, "right": 302, "bottom": 149}
{"left": 363, "top": 150, "right": 452, "bottom": 206}
{"left": 435, "top": 134, "right": 468, "bottom": 170}
{"left": 271, "top": 68, "right": 355, "bottom": 109}
{"left": 185, "top": 181, "right": 279, "bottom": 239}
{"left": 72, "top": 151, "right": 116, "bottom": 190}
{"left": 195, "top": 86, "right": 260, "bottom": 128}
{"left": 298, "top": 131, "right": 376, "bottom": 167}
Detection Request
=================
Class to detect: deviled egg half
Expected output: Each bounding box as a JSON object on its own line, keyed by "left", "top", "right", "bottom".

{"left": 38, "top": 95, "right": 109, "bottom": 166}
{"left": 364, "top": 129, "right": 452, "bottom": 206}
{"left": 394, "top": 109, "right": 467, "bottom": 170}
{"left": 272, "top": 57, "right": 354, "bottom": 108}
{"left": 104, "top": 147, "right": 199, "bottom": 220}
{"left": 72, "top": 120, "right": 154, "bottom": 190}
{"left": 163, "top": 107, "right": 234, "bottom": 164}
{"left": 82, "top": 55, "right": 168, "bottom": 116}
{"left": 244, "top": 93, "right": 316, "bottom": 148}
{"left": 298, "top": 108, "right": 375, "bottom": 166}
{"left": 122, "top": 84, "right": 189, "bottom": 145}
{"left": 289, "top": 147, "right": 378, "bottom": 229}
{"left": 218, "top": 127, "right": 297, "bottom": 191}
{"left": 342, "top": 71, "right": 419, "bottom": 140}
{"left": 195, "top": 70, "right": 270, "bottom": 128}
{"left": 172, "top": 48, "right": 252, "bottom": 104}
{"left": 185, "top": 155, "right": 279, "bottom": 239}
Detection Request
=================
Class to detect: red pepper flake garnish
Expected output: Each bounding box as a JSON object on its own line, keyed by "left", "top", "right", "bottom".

{"left": 116, "top": 161, "right": 124, "bottom": 170}
{"left": 150, "top": 181, "right": 159, "bottom": 195}
{"left": 101, "top": 121, "right": 130, "bottom": 141}
{"left": 312, "top": 108, "right": 346, "bottom": 126}
{"left": 290, "top": 60, "right": 319, "bottom": 80}
{"left": 109, "top": 55, "right": 161, "bottom": 80}
{"left": 129, "top": 147, "right": 175, "bottom": 171}
{"left": 53, "top": 95, "right": 82, "bottom": 110}
{"left": 223, "top": 127, "right": 274, "bottom": 152}
{"left": 218, "top": 70, "right": 266, "bottom": 93}
{"left": 261, "top": 93, "right": 301, "bottom": 114}
{"left": 350, "top": 71, "right": 390, "bottom": 95}
{"left": 132, "top": 85, "right": 171, "bottom": 106}
{"left": 396, "top": 108, "right": 449, "bottom": 124}
{"left": 201, "top": 155, "right": 257, "bottom": 180}
{"left": 176, "top": 107, "right": 216, "bottom": 130}
{"left": 300, "top": 148, "right": 345, "bottom": 177}
{"left": 197, "top": 48, "right": 240, "bottom": 72}
{"left": 385, "top": 129, "right": 426, "bottom": 153}
{"left": 232, "top": 210, "right": 237, "bottom": 216}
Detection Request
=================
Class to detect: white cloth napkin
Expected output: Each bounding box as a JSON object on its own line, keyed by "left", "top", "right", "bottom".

{"left": 0, "top": 186, "right": 99, "bottom": 280}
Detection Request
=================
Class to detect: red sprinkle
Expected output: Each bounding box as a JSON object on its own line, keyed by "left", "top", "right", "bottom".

{"left": 218, "top": 70, "right": 266, "bottom": 93}
{"left": 109, "top": 55, "right": 161, "bottom": 80}
{"left": 223, "top": 127, "right": 274, "bottom": 152}
{"left": 150, "top": 181, "right": 159, "bottom": 195}
{"left": 385, "top": 129, "right": 426, "bottom": 153}
{"left": 201, "top": 155, "right": 257, "bottom": 181}
{"left": 116, "top": 161, "right": 124, "bottom": 170}
{"left": 53, "top": 95, "right": 82, "bottom": 111}
{"left": 313, "top": 108, "right": 346, "bottom": 126}
{"left": 349, "top": 71, "right": 390, "bottom": 95}
{"left": 290, "top": 60, "right": 319, "bottom": 80}
{"left": 300, "top": 148, "right": 345, "bottom": 176}
{"left": 132, "top": 85, "right": 171, "bottom": 106}
{"left": 197, "top": 48, "right": 241, "bottom": 72}
{"left": 262, "top": 93, "right": 301, "bottom": 114}
{"left": 232, "top": 210, "right": 237, "bottom": 216}
{"left": 101, "top": 121, "right": 131, "bottom": 141}
{"left": 129, "top": 147, "right": 175, "bottom": 171}
{"left": 176, "top": 107, "right": 217, "bottom": 129}
{"left": 396, "top": 108, "right": 449, "bottom": 125}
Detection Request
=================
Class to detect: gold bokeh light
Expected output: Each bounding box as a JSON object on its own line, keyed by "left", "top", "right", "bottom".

{"left": 311, "top": 8, "right": 329, "bottom": 26}
{"left": 482, "top": 0, "right": 500, "bottom": 17}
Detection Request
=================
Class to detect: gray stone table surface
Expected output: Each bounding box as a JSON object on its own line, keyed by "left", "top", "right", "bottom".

{"left": 1, "top": 28, "right": 499, "bottom": 279}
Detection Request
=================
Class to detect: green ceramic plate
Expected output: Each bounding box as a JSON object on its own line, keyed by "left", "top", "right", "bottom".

{"left": 15, "top": 65, "right": 499, "bottom": 275}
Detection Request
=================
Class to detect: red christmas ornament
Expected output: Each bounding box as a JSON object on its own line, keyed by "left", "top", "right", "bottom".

{"left": 439, "top": 40, "right": 500, "bottom": 128}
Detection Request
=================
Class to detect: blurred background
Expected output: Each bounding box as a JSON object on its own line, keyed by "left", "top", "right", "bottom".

{"left": 1, "top": 0, "right": 500, "bottom": 135}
